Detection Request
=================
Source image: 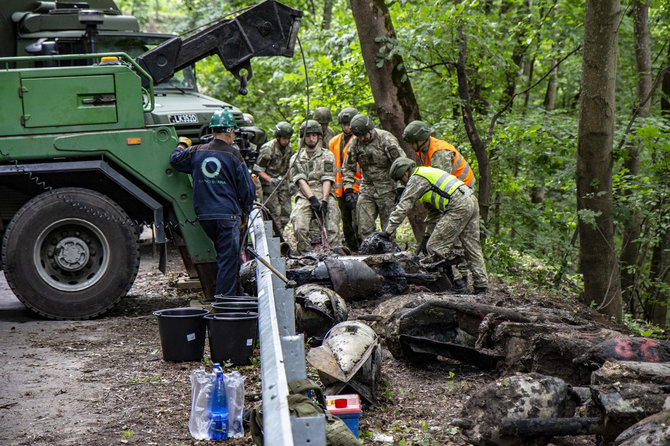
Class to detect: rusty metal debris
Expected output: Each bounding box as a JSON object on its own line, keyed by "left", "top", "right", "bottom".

{"left": 294, "top": 284, "right": 348, "bottom": 344}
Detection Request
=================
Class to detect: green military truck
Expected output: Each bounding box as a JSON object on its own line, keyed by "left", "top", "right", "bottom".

{"left": 0, "top": 0, "right": 302, "bottom": 319}
{"left": 0, "top": 0, "right": 261, "bottom": 143}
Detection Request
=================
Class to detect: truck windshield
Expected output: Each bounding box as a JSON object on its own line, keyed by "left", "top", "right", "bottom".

{"left": 97, "top": 34, "right": 197, "bottom": 91}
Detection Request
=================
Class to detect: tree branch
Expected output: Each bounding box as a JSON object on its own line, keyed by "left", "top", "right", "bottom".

{"left": 615, "top": 64, "right": 670, "bottom": 152}
{"left": 485, "top": 45, "right": 582, "bottom": 144}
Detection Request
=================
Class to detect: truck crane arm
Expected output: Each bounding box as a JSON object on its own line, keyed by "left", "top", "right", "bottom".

{"left": 135, "top": 0, "right": 302, "bottom": 95}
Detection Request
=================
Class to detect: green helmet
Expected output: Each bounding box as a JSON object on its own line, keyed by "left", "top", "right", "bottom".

{"left": 312, "top": 107, "right": 332, "bottom": 124}
{"left": 350, "top": 114, "right": 375, "bottom": 136}
{"left": 390, "top": 158, "right": 416, "bottom": 181}
{"left": 243, "top": 112, "right": 255, "bottom": 126}
{"left": 210, "top": 109, "right": 237, "bottom": 129}
{"left": 403, "top": 120, "right": 431, "bottom": 142}
{"left": 337, "top": 107, "right": 359, "bottom": 125}
{"left": 273, "top": 121, "right": 293, "bottom": 138}
{"left": 300, "top": 119, "right": 323, "bottom": 136}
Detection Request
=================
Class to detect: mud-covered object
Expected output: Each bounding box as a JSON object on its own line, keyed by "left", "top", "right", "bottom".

{"left": 359, "top": 231, "right": 399, "bottom": 254}
{"left": 457, "top": 374, "right": 580, "bottom": 446}
{"left": 381, "top": 297, "right": 501, "bottom": 368}
{"left": 306, "top": 321, "right": 381, "bottom": 404}
{"left": 239, "top": 260, "right": 257, "bottom": 296}
{"left": 294, "top": 284, "right": 348, "bottom": 344}
{"left": 614, "top": 410, "right": 670, "bottom": 446}
{"left": 324, "top": 257, "right": 384, "bottom": 300}
{"left": 574, "top": 337, "right": 670, "bottom": 370}
{"left": 362, "top": 254, "right": 408, "bottom": 294}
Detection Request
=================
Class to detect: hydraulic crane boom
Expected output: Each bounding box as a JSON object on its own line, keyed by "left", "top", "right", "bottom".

{"left": 135, "top": 0, "right": 302, "bottom": 94}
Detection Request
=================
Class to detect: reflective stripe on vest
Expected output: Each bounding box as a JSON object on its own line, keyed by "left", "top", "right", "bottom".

{"left": 413, "top": 166, "right": 465, "bottom": 211}
{"left": 416, "top": 137, "right": 474, "bottom": 186}
{"left": 329, "top": 133, "right": 362, "bottom": 196}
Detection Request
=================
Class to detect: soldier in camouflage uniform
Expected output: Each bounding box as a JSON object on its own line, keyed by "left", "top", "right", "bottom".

{"left": 342, "top": 114, "right": 406, "bottom": 240}
{"left": 253, "top": 121, "right": 294, "bottom": 228}
{"left": 290, "top": 120, "right": 342, "bottom": 254}
{"left": 403, "top": 120, "right": 476, "bottom": 287}
{"left": 382, "top": 158, "right": 488, "bottom": 294}
{"left": 313, "top": 107, "right": 337, "bottom": 146}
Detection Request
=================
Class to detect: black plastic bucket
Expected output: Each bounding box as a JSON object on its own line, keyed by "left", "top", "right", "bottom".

{"left": 153, "top": 307, "right": 209, "bottom": 361}
{"left": 211, "top": 301, "right": 258, "bottom": 314}
{"left": 214, "top": 294, "right": 258, "bottom": 303}
{"left": 205, "top": 312, "right": 259, "bottom": 365}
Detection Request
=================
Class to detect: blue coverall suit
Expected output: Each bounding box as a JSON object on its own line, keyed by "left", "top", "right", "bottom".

{"left": 170, "top": 138, "right": 255, "bottom": 296}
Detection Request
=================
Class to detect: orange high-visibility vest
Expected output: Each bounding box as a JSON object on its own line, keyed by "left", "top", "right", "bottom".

{"left": 329, "top": 133, "right": 362, "bottom": 197}
{"left": 416, "top": 137, "right": 474, "bottom": 186}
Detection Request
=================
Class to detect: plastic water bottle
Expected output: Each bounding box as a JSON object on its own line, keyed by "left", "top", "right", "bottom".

{"left": 209, "top": 363, "right": 229, "bottom": 440}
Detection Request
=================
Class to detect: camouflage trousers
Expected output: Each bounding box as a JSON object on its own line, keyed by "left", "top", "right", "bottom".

{"left": 338, "top": 196, "right": 360, "bottom": 251}
{"left": 262, "top": 184, "right": 291, "bottom": 229}
{"left": 291, "top": 195, "right": 342, "bottom": 254}
{"left": 356, "top": 190, "right": 395, "bottom": 240}
{"left": 426, "top": 188, "right": 488, "bottom": 288}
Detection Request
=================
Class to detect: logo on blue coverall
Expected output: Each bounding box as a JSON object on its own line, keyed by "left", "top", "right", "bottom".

{"left": 201, "top": 157, "right": 222, "bottom": 178}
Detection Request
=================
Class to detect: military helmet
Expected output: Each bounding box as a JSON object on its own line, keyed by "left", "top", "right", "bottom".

{"left": 273, "top": 121, "right": 293, "bottom": 138}
{"left": 300, "top": 119, "right": 323, "bottom": 136}
{"left": 242, "top": 112, "right": 255, "bottom": 126}
{"left": 210, "top": 109, "right": 237, "bottom": 129}
{"left": 312, "top": 107, "right": 332, "bottom": 124}
{"left": 337, "top": 107, "right": 359, "bottom": 125}
{"left": 402, "top": 120, "right": 431, "bottom": 142}
{"left": 390, "top": 157, "right": 416, "bottom": 181}
{"left": 350, "top": 114, "right": 375, "bottom": 136}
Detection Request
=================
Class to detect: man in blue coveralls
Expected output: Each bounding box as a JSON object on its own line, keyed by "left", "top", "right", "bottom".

{"left": 169, "top": 109, "right": 255, "bottom": 296}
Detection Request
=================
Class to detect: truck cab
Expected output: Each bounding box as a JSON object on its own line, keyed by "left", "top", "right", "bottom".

{"left": 1, "top": 0, "right": 257, "bottom": 144}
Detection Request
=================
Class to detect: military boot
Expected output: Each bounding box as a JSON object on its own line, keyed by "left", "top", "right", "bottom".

{"left": 450, "top": 279, "right": 467, "bottom": 293}
{"left": 473, "top": 286, "right": 487, "bottom": 295}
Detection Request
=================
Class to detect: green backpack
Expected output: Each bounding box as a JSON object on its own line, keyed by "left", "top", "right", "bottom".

{"left": 250, "top": 379, "right": 359, "bottom": 446}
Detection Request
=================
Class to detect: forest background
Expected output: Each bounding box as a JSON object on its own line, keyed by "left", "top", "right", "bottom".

{"left": 117, "top": 0, "right": 669, "bottom": 330}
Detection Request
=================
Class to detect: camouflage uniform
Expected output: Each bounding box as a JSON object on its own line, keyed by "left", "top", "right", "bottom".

{"left": 417, "top": 140, "right": 475, "bottom": 282}
{"left": 253, "top": 138, "right": 294, "bottom": 228}
{"left": 385, "top": 172, "right": 488, "bottom": 289}
{"left": 290, "top": 142, "right": 342, "bottom": 254}
{"left": 343, "top": 129, "right": 405, "bottom": 239}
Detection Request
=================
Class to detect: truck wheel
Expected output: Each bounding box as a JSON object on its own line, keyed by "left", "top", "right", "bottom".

{"left": 1, "top": 188, "right": 140, "bottom": 319}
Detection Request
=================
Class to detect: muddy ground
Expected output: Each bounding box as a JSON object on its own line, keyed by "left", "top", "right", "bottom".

{"left": 0, "top": 243, "right": 615, "bottom": 446}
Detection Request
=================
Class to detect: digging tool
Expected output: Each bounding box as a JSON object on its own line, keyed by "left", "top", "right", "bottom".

{"left": 246, "top": 246, "right": 297, "bottom": 288}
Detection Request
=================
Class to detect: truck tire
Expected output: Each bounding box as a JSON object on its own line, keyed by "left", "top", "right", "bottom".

{"left": 1, "top": 187, "right": 141, "bottom": 319}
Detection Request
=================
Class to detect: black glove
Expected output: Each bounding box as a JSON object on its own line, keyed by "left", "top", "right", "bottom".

{"left": 343, "top": 188, "right": 357, "bottom": 210}
{"left": 379, "top": 231, "right": 391, "bottom": 239}
{"left": 418, "top": 234, "right": 429, "bottom": 255}
{"left": 320, "top": 200, "right": 328, "bottom": 216}
{"left": 309, "top": 196, "right": 321, "bottom": 216}
{"left": 395, "top": 187, "right": 405, "bottom": 204}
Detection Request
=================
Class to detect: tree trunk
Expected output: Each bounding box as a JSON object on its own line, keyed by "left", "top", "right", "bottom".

{"left": 350, "top": 0, "right": 425, "bottom": 238}
{"left": 321, "top": 0, "right": 333, "bottom": 30}
{"left": 620, "top": 0, "right": 653, "bottom": 309}
{"left": 544, "top": 63, "right": 558, "bottom": 112}
{"left": 455, "top": 24, "right": 491, "bottom": 224}
{"left": 649, "top": 226, "right": 669, "bottom": 327}
{"left": 576, "top": 0, "right": 622, "bottom": 321}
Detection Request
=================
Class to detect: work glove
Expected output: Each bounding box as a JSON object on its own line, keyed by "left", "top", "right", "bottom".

{"left": 270, "top": 176, "right": 283, "bottom": 188}
{"left": 178, "top": 136, "right": 192, "bottom": 148}
{"left": 418, "top": 234, "right": 429, "bottom": 255}
{"left": 309, "top": 196, "right": 321, "bottom": 217}
{"left": 378, "top": 231, "right": 391, "bottom": 240}
{"left": 395, "top": 187, "right": 405, "bottom": 205}
{"left": 320, "top": 200, "right": 329, "bottom": 217}
{"left": 343, "top": 188, "right": 357, "bottom": 210}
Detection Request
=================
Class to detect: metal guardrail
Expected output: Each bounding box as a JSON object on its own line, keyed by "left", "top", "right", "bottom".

{"left": 248, "top": 208, "right": 326, "bottom": 446}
